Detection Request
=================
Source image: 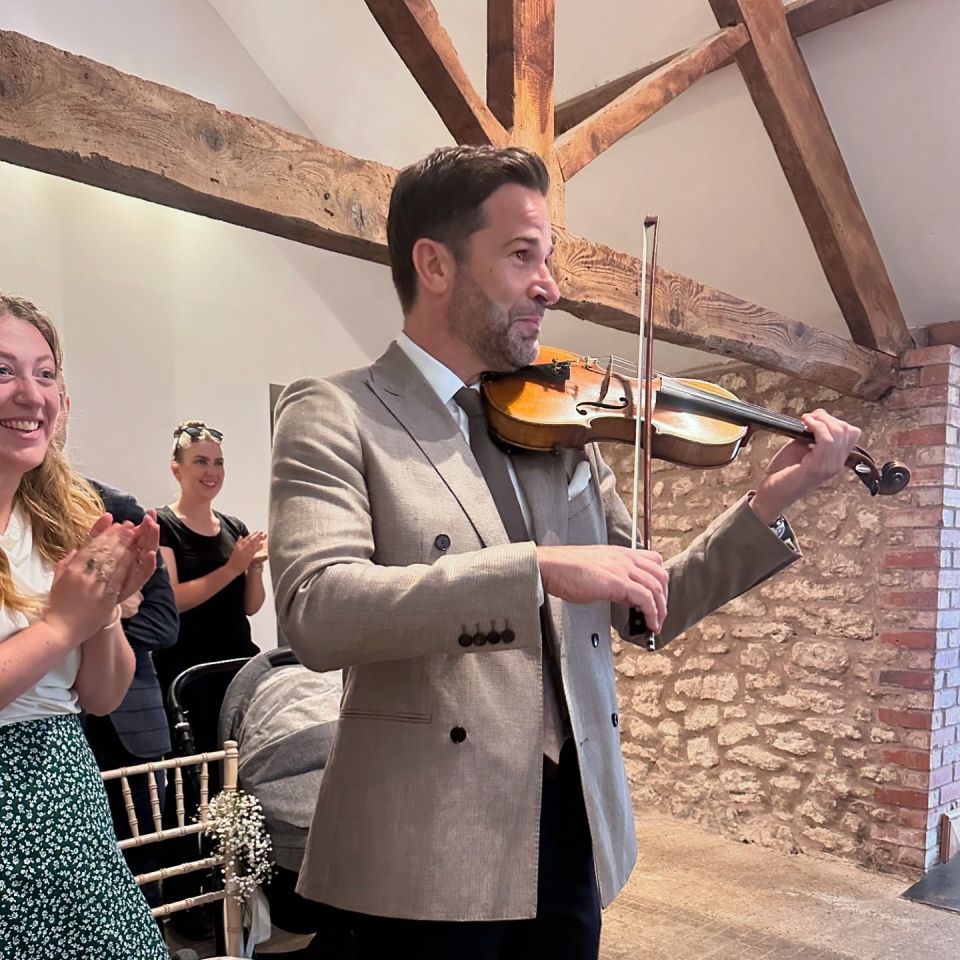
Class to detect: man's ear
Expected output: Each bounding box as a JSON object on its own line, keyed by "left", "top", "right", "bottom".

{"left": 411, "top": 238, "right": 456, "bottom": 298}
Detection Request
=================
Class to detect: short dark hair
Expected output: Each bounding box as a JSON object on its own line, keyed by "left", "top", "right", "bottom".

{"left": 386, "top": 145, "right": 551, "bottom": 311}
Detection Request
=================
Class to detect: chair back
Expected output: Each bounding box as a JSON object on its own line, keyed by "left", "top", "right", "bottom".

{"left": 101, "top": 740, "right": 244, "bottom": 955}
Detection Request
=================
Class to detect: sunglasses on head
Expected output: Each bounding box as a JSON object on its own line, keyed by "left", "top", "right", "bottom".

{"left": 175, "top": 424, "right": 224, "bottom": 443}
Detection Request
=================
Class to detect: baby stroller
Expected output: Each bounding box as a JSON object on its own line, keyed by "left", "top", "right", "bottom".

{"left": 218, "top": 648, "right": 351, "bottom": 959}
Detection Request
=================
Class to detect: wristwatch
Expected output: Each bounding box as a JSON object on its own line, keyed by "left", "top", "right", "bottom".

{"left": 769, "top": 515, "right": 788, "bottom": 540}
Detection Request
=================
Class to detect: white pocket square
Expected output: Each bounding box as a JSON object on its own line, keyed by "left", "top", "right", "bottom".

{"left": 567, "top": 460, "right": 593, "bottom": 500}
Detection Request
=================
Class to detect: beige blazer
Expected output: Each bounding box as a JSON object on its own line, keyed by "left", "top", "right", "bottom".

{"left": 269, "top": 342, "right": 798, "bottom": 921}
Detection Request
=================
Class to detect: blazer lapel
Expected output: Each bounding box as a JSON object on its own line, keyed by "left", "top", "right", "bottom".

{"left": 366, "top": 343, "right": 509, "bottom": 548}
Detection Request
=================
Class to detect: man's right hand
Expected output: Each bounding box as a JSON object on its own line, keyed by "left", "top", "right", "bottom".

{"left": 537, "top": 545, "right": 668, "bottom": 633}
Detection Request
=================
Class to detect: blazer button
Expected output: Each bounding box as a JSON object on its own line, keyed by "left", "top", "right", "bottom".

{"left": 501, "top": 628, "right": 515, "bottom": 644}
{"left": 611, "top": 712, "right": 619, "bottom": 728}
{"left": 434, "top": 533, "right": 451, "bottom": 551}
{"left": 591, "top": 633, "right": 600, "bottom": 648}
{"left": 450, "top": 726, "right": 467, "bottom": 744}
{"left": 458, "top": 633, "right": 473, "bottom": 648}
{"left": 486, "top": 630, "right": 501, "bottom": 645}
{"left": 473, "top": 632, "right": 487, "bottom": 646}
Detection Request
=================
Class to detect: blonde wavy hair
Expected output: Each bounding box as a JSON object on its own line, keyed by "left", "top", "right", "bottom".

{"left": 0, "top": 295, "right": 103, "bottom": 616}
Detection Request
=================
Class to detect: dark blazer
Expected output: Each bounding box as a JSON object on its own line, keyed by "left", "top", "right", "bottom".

{"left": 90, "top": 480, "right": 179, "bottom": 758}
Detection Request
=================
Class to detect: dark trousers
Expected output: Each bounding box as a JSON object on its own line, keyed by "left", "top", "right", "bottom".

{"left": 264, "top": 865, "right": 356, "bottom": 958}
{"left": 328, "top": 739, "right": 601, "bottom": 960}
{"left": 83, "top": 713, "right": 166, "bottom": 908}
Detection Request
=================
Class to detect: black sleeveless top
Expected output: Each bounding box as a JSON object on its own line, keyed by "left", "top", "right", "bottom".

{"left": 152, "top": 505, "right": 258, "bottom": 696}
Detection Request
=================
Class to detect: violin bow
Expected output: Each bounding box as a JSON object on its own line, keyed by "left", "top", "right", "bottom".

{"left": 629, "top": 216, "right": 660, "bottom": 651}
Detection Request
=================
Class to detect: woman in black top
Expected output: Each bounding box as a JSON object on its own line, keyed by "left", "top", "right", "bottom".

{"left": 153, "top": 420, "right": 267, "bottom": 711}
{"left": 153, "top": 420, "right": 267, "bottom": 937}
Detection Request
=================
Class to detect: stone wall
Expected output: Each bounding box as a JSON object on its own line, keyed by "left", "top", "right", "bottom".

{"left": 602, "top": 345, "right": 960, "bottom": 876}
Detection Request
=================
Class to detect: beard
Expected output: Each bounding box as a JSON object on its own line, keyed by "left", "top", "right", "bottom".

{"left": 449, "top": 268, "right": 542, "bottom": 373}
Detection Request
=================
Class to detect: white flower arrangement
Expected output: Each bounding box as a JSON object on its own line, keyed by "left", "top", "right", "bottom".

{"left": 204, "top": 789, "right": 273, "bottom": 902}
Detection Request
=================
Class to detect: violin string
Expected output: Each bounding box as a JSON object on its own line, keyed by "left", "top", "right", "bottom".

{"left": 578, "top": 353, "right": 808, "bottom": 436}
{"left": 659, "top": 379, "right": 808, "bottom": 434}
{"left": 585, "top": 359, "right": 808, "bottom": 436}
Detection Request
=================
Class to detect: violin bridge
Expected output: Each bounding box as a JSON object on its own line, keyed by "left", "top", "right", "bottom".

{"left": 599, "top": 358, "right": 613, "bottom": 405}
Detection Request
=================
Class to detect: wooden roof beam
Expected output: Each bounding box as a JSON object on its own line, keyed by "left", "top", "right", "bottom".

{"left": 0, "top": 29, "right": 896, "bottom": 399}
{"left": 554, "top": 25, "right": 749, "bottom": 182}
{"left": 0, "top": 31, "right": 395, "bottom": 263}
{"left": 487, "top": 0, "right": 555, "bottom": 155}
{"left": 364, "top": 0, "right": 508, "bottom": 147}
{"left": 709, "top": 0, "right": 911, "bottom": 358}
{"left": 553, "top": 227, "right": 896, "bottom": 400}
{"left": 486, "top": 0, "right": 565, "bottom": 221}
{"left": 555, "top": 0, "right": 898, "bottom": 136}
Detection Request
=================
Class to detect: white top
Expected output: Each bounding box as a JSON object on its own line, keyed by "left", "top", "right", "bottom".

{"left": 0, "top": 505, "right": 80, "bottom": 727}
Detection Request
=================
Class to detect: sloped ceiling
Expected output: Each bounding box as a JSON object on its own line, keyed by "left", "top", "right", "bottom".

{"left": 208, "top": 0, "right": 959, "bottom": 372}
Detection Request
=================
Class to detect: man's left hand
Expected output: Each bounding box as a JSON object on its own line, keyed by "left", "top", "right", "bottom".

{"left": 750, "top": 409, "right": 861, "bottom": 524}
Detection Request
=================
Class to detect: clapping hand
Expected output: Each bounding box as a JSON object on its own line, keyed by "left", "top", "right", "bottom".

{"left": 117, "top": 510, "right": 160, "bottom": 602}
{"left": 45, "top": 513, "right": 156, "bottom": 644}
{"left": 228, "top": 530, "right": 268, "bottom": 575}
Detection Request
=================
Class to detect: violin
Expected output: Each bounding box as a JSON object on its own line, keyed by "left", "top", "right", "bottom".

{"left": 481, "top": 345, "right": 910, "bottom": 497}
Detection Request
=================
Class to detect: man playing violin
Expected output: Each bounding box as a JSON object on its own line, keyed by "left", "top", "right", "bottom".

{"left": 269, "top": 145, "right": 861, "bottom": 960}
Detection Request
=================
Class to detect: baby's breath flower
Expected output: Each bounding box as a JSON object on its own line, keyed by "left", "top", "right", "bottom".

{"left": 203, "top": 790, "right": 273, "bottom": 902}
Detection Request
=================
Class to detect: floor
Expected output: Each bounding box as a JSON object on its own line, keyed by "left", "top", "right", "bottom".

{"left": 165, "top": 812, "right": 960, "bottom": 959}
{"left": 600, "top": 812, "right": 959, "bottom": 960}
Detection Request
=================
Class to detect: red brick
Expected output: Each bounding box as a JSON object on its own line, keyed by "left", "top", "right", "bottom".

{"left": 882, "top": 749, "right": 930, "bottom": 772}
{"left": 897, "top": 809, "right": 937, "bottom": 830}
{"left": 879, "top": 671, "right": 935, "bottom": 691}
{"left": 897, "top": 846, "right": 929, "bottom": 869}
{"left": 871, "top": 823, "right": 927, "bottom": 847}
{"left": 889, "top": 424, "right": 948, "bottom": 446}
{"left": 906, "top": 466, "right": 948, "bottom": 487}
{"left": 883, "top": 508, "right": 944, "bottom": 530}
{"left": 878, "top": 708, "right": 932, "bottom": 730}
{"left": 882, "top": 550, "right": 941, "bottom": 570}
{"left": 920, "top": 365, "right": 956, "bottom": 388}
{"left": 903, "top": 345, "right": 960, "bottom": 367}
{"left": 875, "top": 787, "right": 929, "bottom": 809}
{"left": 879, "top": 633, "right": 936, "bottom": 653}
{"left": 880, "top": 591, "right": 939, "bottom": 611}
{"left": 887, "top": 384, "right": 950, "bottom": 410}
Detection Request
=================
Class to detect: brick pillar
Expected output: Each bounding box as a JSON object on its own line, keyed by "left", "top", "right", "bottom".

{"left": 872, "top": 344, "right": 960, "bottom": 872}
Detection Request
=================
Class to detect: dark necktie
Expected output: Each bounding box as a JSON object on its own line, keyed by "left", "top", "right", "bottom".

{"left": 453, "top": 387, "right": 529, "bottom": 543}
{"left": 453, "top": 386, "right": 567, "bottom": 762}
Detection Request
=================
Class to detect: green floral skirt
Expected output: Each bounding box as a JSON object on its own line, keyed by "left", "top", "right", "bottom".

{"left": 0, "top": 714, "right": 168, "bottom": 960}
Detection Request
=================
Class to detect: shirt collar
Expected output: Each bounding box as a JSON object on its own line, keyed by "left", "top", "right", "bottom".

{"left": 396, "top": 331, "right": 471, "bottom": 407}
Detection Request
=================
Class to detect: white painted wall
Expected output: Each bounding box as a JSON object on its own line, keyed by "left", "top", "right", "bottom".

{"left": 0, "top": 0, "right": 405, "bottom": 648}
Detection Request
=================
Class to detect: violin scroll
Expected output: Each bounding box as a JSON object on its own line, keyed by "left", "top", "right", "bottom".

{"left": 848, "top": 448, "right": 911, "bottom": 496}
{"left": 878, "top": 461, "right": 911, "bottom": 496}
